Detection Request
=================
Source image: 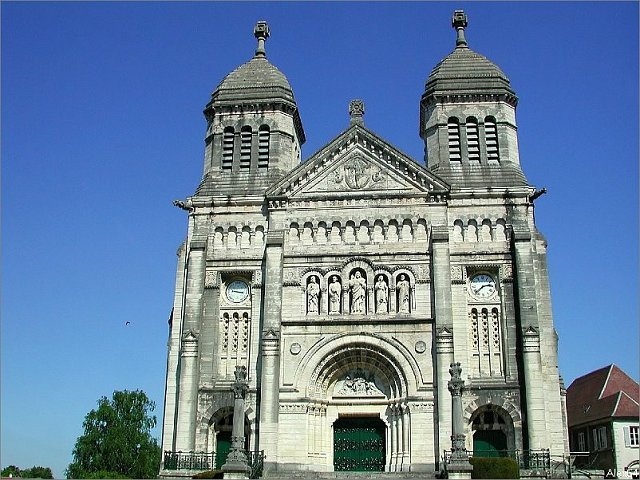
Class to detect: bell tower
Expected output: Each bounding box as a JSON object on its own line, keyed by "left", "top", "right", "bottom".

{"left": 420, "top": 11, "right": 527, "bottom": 190}
{"left": 197, "top": 21, "right": 305, "bottom": 198}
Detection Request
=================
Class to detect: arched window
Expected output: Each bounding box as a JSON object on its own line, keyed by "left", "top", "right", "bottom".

{"left": 258, "top": 125, "right": 270, "bottom": 170}
{"left": 240, "top": 126, "right": 252, "bottom": 171}
{"left": 466, "top": 117, "right": 480, "bottom": 163}
{"left": 448, "top": 117, "right": 461, "bottom": 163}
{"left": 222, "top": 127, "right": 234, "bottom": 171}
{"left": 484, "top": 116, "right": 500, "bottom": 163}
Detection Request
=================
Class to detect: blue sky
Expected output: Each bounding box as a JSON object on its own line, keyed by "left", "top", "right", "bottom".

{"left": 2, "top": 2, "right": 638, "bottom": 477}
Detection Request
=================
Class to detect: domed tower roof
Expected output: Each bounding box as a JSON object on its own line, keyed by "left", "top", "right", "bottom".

{"left": 211, "top": 53, "right": 296, "bottom": 106}
{"left": 206, "top": 21, "right": 301, "bottom": 116}
{"left": 423, "top": 10, "right": 517, "bottom": 106}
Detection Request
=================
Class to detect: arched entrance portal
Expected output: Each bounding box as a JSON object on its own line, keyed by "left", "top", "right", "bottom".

{"left": 471, "top": 405, "right": 514, "bottom": 457}
{"left": 333, "top": 417, "right": 385, "bottom": 471}
{"left": 306, "top": 340, "right": 413, "bottom": 472}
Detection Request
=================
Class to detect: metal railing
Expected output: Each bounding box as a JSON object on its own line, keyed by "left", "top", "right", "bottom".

{"left": 163, "top": 451, "right": 216, "bottom": 471}
{"left": 442, "top": 449, "right": 551, "bottom": 475}
{"left": 163, "top": 450, "right": 264, "bottom": 478}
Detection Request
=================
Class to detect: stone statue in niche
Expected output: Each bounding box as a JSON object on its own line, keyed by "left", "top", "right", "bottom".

{"left": 375, "top": 275, "right": 388, "bottom": 314}
{"left": 307, "top": 276, "right": 320, "bottom": 314}
{"left": 337, "top": 369, "right": 384, "bottom": 396}
{"left": 349, "top": 271, "right": 366, "bottom": 314}
{"left": 397, "top": 274, "right": 411, "bottom": 313}
{"left": 328, "top": 276, "right": 342, "bottom": 314}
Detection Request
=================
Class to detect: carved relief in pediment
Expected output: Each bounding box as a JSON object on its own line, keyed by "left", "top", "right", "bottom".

{"left": 330, "top": 155, "right": 385, "bottom": 191}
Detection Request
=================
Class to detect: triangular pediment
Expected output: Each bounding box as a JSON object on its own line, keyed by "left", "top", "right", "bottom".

{"left": 266, "top": 125, "right": 449, "bottom": 200}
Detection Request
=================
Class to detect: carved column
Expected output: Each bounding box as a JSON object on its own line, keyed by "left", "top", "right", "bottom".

{"left": 367, "top": 286, "right": 374, "bottom": 315}
{"left": 389, "top": 285, "right": 397, "bottom": 314}
{"left": 258, "top": 231, "right": 284, "bottom": 473}
{"left": 342, "top": 284, "right": 350, "bottom": 314}
{"left": 447, "top": 362, "right": 472, "bottom": 479}
{"left": 401, "top": 404, "right": 410, "bottom": 470}
{"left": 390, "top": 406, "right": 398, "bottom": 469}
{"left": 223, "top": 366, "right": 251, "bottom": 479}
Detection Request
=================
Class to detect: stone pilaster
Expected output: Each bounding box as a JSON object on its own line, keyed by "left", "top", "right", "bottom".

{"left": 512, "top": 227, "right": 547, "bottom": 449}
{"left": 175, "top": 331, "right": 199, "bottom": 451}
{"left": 183, "top": 238, "right": 207, "bottom": 330}
{"left": 258, "top": 231, "right": 284, "bottom": 472}
{"left": 436, "top": 327, "right": 454, "bottom": 461}
{"left": 522, "top": 327, "right": 546, "bottom": 450}
{"left": 432, "top": 225, "right": 454, "bottom": 463}
{"left": 161, "top": 242, "right": 187, "bottom": 456}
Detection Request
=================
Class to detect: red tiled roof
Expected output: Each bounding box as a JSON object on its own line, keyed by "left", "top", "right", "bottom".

{"left": 566, "top": 364, "right": 639, "bottom": 428}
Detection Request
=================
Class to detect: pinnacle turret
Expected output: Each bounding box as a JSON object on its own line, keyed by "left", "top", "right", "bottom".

{"left": 254, "top": 21, "right": 270, "bottom": 58}
{"left": 452, "top": 10, "right": 468, "bottom": 48}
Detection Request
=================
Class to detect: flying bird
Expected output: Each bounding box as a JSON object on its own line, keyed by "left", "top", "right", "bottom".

{"left": 125, "top": 321, "right": 131, "bottom": 326}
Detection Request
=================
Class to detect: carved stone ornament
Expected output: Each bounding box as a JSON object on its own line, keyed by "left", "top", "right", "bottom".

{"left": 448, "top": 362, "right": 465, "bottom": 396}
{"left": 415, "top": 340, "right": 427, "bottom": 354}
{"left": 332, "top": 156, "right": 384, "bottom": 190}
{"left": 414, "top": 264, "right": 431, "bottom": 283}
{"left": 500, "top": 264, "right": 514, "bottom": 282}
{"left": 263, "top": 328, "right": 280, "bottom": 339}
{"left": 334, "top": 369, "right": 384, "bottom": 397}
{"left": 289, "top": 343, "right": 302, "bottom": 355}
{"left": 450, "top": 265, "right": 464, "bottom": 283}
{"left": 231, "top": 366, "right": 249, "bottom": 400}
{"left": 279, "top": 403, "right": 308, "bottom": 414}
{"left": 349, "top": 99, "right": 365, "bottom": 116}
{"left": 252, "top": 269, "right": 263, "bottom": 287}
{"left": 283, "top": 268, "right": 301, "bottom": 287}
{"left": 411, "top": 402, "right": 435, "bottom": 412}
{"left": 204, "top": 270, "right": 219, "bottom": 289}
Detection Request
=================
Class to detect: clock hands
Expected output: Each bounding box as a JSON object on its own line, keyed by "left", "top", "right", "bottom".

{"left": 472, "top": 283, "right": 495, "bottom": 294}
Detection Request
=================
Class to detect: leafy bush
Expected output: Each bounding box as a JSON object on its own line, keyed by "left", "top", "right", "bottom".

{"left": 470, "top": 456, "right": 520, "bottom": 479}
{"left": 1, "top": 465, "right": 54, "bottom": 478}
{"left": 192, "top": 470, "right": 224, "bottom": 479}
{"left": 81, "top": 471, "right": 130, "bottom": 479}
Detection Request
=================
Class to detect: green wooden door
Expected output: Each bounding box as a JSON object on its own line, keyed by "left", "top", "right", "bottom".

{"left": 473, "top": 430, "right": 507, "bottom": 458}
{"left": 215, "top": 431, "right": 232, "bottom": 469}
{"left": 333, "top": 417, "right": 385, "bottom": 471}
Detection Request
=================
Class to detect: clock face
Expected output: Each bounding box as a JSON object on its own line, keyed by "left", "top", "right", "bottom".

{"left": 469, "top": 274, "right": 497, "bottom": 299}
{"left": 226, "top": 280, "right": 249, "bottom": 303}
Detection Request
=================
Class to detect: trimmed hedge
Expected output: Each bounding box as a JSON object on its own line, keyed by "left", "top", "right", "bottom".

{"left": 192, "top": 470, "right": 224, "bottom": 479}
{"left": 470, "top": 456, "right": 520, "bottom": 479}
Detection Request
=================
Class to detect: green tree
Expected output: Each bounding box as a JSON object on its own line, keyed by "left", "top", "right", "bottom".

{"left": 1, "top": 465, "right": 54, "bottom": 478}
{"left": 1, "top": 465, "right": 22, "bottom": 477}
{"left": 66, "top": 390, "right": 161, "bottom": 479}
{"left": 21, "top": 466, "right": 54, "bottom": 478}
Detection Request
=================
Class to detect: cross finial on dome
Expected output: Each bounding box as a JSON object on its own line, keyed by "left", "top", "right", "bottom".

{"left": 254, "top": 20, "right": 270, "bottom": 58}
{"left": 452, "top": 10, "right": 468, "bottom": 48}
{"left": 349, "top": 99, "right": 365, "bottom": 126}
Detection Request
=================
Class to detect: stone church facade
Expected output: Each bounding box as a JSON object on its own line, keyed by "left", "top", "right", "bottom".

{"left": 160, "top": 12, "right": 569, "bottom": 476}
